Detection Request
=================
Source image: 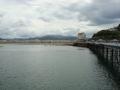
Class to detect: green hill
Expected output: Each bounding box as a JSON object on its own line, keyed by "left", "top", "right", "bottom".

{"left": 92, "top": 24, "right": 120, "bottom": 40}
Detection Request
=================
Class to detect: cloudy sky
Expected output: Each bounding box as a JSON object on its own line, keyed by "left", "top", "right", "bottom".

{"left": 0, "top": 0, "right": 120, "bottom": 38}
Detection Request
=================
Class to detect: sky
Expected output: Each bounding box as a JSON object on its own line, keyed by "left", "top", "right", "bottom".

{"left": 0, "top": 0, "right": 120, "bottom": 38}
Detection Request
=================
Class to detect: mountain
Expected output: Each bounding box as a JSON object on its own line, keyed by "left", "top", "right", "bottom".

{"left": 28, "top": 35, "right": 77, "bottom": 40}
{"left": 92, "top": 24, "right": 120, "bottom": 40}
{"left": 0, "top": 38, "right": 3, "bottom": 40}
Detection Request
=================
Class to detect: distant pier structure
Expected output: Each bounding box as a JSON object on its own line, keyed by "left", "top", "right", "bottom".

{"left": 77, "top": 32, "right": 86, "bottom": 42}
{"left": 73, "top": 32, "right": 87, "bottom": 47}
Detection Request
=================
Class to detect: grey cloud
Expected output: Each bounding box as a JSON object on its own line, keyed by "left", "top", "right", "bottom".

{"left": 39, "top": 17, "right": 51, "bottom": 22}
{"left": 1, "top": 0, "right": 119, "bottom": 38}
{"left": 36, "top": 3, "right": 79, "bottom": 22}
{"left": 0, "top": 0, "right": 33, "bottom": 5}
{"left": 62, "top": 28, "right": 80, "bottom": 36}
{"left": 0, "top": 27, "right": 33, "bottom": 39}
{"left": 65, "top": 0, "right": 120, "bottom": 25}
{"left": 11, "top": 20, "right": 30, "bottom": 28}
{"left": 53, "top": 10, "right": 79, "bottom": 20}
{"left": 0, "top": 15, "right": 32, "bottom": 38}
{"left": 0, "top": 14, "right": 4, "bottom": 18}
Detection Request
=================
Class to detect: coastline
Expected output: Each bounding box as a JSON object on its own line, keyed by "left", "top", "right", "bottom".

{"left": 0, "top": 40, "right": 74, "bottom": 46}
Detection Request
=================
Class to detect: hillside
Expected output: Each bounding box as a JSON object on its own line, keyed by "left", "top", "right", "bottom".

{"left": 92, "top": 24, "right": 120, "bottom": 40}
{"left": 24, "top": 35, "right": 77, "bottom": 40}
{"left": 0, "top": 35, "right": 77, "bottom": 40}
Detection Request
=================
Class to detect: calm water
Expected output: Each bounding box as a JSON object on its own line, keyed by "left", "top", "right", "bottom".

{"left": 0, "top": 44, "right": 119, "bottom": 90}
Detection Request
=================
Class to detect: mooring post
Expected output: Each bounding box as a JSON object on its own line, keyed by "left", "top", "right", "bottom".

{"left": 115, "top": 49, "right": 120, "bottom": 75}
{"left": 106, "top": 47, "right": 109, "bottom": 62}
{"left": 102, "top": 45, "right": 104, "bottom": 57}
{"left": 110, "top": 48, "right": 114, "bottom": 68}
{"left": 118, "top": 49, "right": 120, "bottom": 75}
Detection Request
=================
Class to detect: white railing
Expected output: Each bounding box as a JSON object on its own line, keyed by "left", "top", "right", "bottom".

{"left": 87, "top": 41, "right": 120, "bottom": 47}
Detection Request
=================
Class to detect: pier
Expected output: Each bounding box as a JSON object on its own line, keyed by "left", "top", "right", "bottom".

{"left": 74, "top": 42, "right": 120, "bottom": 79}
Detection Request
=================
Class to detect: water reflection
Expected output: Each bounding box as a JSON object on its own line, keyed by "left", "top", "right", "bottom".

{"left": 96, "top": 56, "right": 120, "bottom": 89}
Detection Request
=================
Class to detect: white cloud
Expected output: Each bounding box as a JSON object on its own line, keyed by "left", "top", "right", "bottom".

{"left": 0, "top": 0, "right": 119, "bottom": 38}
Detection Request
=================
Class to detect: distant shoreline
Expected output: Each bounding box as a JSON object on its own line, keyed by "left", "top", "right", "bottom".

{"left": 0, "top": 40, "right": 75, "bottom": 46}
